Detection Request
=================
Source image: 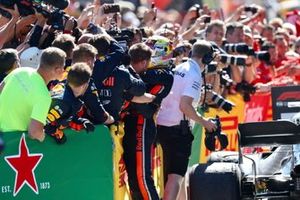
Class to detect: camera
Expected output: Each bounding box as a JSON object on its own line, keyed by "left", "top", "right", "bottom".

{"left": 244, "top": 6, "right": 258, "bottom": 14}
{"left": 220, "top": 54, "right": 247, "bottom": 66}
{"left": 204, "top": 116, "right": 228, "bottom": 151}
{"left": 253, "top": 51, "right": 270, "bottom": 63}
{"left": 224, "top": 43, "right": 270, "bottom": 63}
{"left": 211, "top": 90, "right": 235, "bottom": 113}
{"left": 103, "top": 4, "right": 120, "bottom": 14}
{"left": 0, "top": 0, "right": 69, "bottom": 30}
{"left": 220, "top": 70, "right": 233, "bottom": 87}
{"left": 107, "top": 28, "right": 135, "bottom": 51}
{"left": 203, "top": 84, "right": 235, "bottom": 113}
{"left": 204, "top": 62, "right": 218, "bottom": 74}
{"left": 236, "top": 81, "right": 256, "bottom": 102}
{"left": 204, "top": 16, "right": 211, "bottom": 23}
{"left": 224, "top": 43, "right": 249, "bottom": 54}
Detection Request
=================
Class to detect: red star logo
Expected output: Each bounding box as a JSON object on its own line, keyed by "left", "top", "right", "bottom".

{"left": 4, "top": 134, "right": 43, "bottom": 196}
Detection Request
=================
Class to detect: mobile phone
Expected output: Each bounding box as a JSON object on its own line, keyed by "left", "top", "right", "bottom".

{"left": 151, "top": 1, "right": 155, "bottom": 9}
{"left": 103, "top": 4, "right": 120, "bottom": 14}
{"left": 204, "top": 16, "right": 211, "bottom": 23}
{"left": 151, "top": 2, "right": 156, "bottom": 20}
{"left": 244, "top": 6, "right": 257, "bottom": 14}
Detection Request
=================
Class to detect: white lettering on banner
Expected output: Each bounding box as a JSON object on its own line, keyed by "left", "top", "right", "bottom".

{"left": 1, "top": 185, "right": 12, "bottom": 193}
{"left": 40, "top": 182, "right": 51, "bottom": 190}
{"left": 245, "top": 106, "right": 264, "bottom": 122}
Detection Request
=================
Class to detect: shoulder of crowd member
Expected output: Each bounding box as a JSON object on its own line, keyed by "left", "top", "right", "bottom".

{"left": 119, "top": 66, "right": 146, "bottom": 96}
{"left": 141, "top": 67, "right": 174, "bottom": 84}
{"left": 46, "top": 97, "right": 73, "bottom": 125}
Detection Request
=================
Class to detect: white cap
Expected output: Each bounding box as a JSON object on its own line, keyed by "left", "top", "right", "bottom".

{"left": 20, "top": 47, "right": 42, "bottom": 69}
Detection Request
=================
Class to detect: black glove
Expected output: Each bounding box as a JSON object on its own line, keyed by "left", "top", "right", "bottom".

{"left": 83, "top": 119, "right": 95, "bottom": 133}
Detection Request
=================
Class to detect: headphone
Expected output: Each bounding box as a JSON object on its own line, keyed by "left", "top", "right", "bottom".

{"left": 202, "top": 45, "right": 215, "bottom": 65}
{"left": 204, "top": 116, "right": 229, "bottom": 151}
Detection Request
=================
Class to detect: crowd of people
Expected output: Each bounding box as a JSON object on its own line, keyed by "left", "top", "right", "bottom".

{"left": 0, "top": 0, "right": 300, "bottom": 199}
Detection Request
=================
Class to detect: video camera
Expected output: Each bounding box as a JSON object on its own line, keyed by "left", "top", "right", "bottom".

{"left": 107, "top": 29, "right": 134, "bottom": 51}
{"left": 224, "top": 43, "right": 270, "bottom": 63}
{"left": 0, "top": 0, "right": 69, "bottom": 30}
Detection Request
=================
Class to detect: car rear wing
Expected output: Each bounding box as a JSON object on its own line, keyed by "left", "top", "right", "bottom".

{"left": 238, "top": 120, "right": 300, "bottom": 147}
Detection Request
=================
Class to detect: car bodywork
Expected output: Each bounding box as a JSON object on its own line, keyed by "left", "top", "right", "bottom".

{"left": 189, "top": 120, "right": 300, "bottom": 200}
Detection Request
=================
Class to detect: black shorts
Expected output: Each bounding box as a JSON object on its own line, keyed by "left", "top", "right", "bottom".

{"left": 157, "top": 124, "right": 194, "bottom": 178}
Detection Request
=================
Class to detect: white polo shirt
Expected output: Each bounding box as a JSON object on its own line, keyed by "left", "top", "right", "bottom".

{"left": 157, "top": 59, "right": 203, "bottom": 126}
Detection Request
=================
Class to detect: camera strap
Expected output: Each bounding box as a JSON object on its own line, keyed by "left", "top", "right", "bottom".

{"left": 201, "top": 69, "right": 207, "bottom": 108}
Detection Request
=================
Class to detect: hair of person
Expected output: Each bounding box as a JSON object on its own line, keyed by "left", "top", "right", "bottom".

{"left": 67, "top": 62, "right": 92, "bottom": 87}
{"left": 128, "top": 43, "right": 152, "bottom": 64}
{"left": 282, "top": 22, "right": 296, "bottom": 36}
{"left": 39, "top": 47, "right": 66, "bottom": 70}
{"left": 206, "top": 20, "right": 225, "bottom": 34}
{"left": 88, "top": 34, "right": 111, "bottom": 56}
{"left": 78, "top": 33, "right": 95, "bottom": 44}
{"left": 261, "top": 24, "right": 274, "bottom": 33}
{"left": 0, "top": 48, "right": 18, "bottom": 74}
{"left": 191, "top": 40, "right": 213, "bottom": 59}
{"left": 225, "top": 22, "right": 244, "bottom": 37}
{"left": 274, "top": 35, "right": 286, "bottom": 44}
{"left": 269, "top": 17, "right": 283, "bottom": 28}
{"left": 52, "top": 34, "right": 76, "bottom": 57}
{"left": 72, "top": 43, "right": 98, "bottom": 63}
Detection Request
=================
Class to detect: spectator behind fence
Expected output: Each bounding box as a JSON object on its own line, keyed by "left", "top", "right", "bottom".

{"left": 0, "top": 47, "right": 66, "bottom": 142}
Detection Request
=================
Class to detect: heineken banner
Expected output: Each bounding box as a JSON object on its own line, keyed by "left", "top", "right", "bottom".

{"left": 0, "top": 126, "right": 113, "bottom": 200}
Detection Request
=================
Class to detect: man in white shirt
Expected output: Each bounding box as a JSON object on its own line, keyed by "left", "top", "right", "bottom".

{"left": 157, "top": 40, "right": 217, "bottom": 200}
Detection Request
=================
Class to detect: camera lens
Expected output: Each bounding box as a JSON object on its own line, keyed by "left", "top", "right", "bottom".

{"left": 220, "top": 54, "right": 246, "bottom": 66}
{"left": 211, "top": 91, "right": 235, "bottom": 113}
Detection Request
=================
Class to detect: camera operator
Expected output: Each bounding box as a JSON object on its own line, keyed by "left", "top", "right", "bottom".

{"left": 206, "top": 20, "right": 225, "bottom": 48}
{"left": 156, "top": 40, "right": 217, "bottom": 200}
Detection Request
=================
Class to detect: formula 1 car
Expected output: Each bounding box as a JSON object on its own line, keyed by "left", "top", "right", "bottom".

{"left": 189, "top": 120, "right": 300, "bottom": 200}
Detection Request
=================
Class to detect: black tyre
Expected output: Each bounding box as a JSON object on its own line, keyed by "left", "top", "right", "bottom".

{"left": 189, "top": 162, "right": 241, "bottom": 200}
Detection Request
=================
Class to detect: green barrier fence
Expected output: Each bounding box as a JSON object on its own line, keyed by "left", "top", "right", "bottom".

{"left": 0, "top": 125, "right": 113, "bottom": 200}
